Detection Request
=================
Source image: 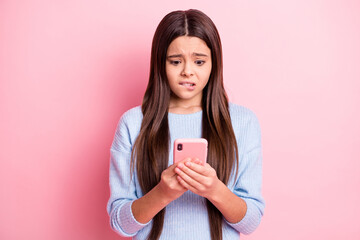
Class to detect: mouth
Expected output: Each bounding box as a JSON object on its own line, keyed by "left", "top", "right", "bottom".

{"left": 179, "top": 82, "right": 196, "bottom": 87}
{"left": 179, "top": 82, "right": 196, "bottom": 90}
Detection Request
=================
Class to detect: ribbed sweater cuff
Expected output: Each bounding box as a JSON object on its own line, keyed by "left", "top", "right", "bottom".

{"left": 225, "top": 199, "right": 262, "bottom": 235}
{"left": 118, "top": 201, "right": 151, "bottom": 234}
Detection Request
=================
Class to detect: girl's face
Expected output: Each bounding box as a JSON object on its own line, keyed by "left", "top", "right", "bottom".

{"left": 166, "top": 36, "right": 212, "bottom": 108}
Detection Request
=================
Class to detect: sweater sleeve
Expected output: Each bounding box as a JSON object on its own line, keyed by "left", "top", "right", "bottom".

{"left": 225, "top": 109, "right": 265, "bottom": 235}
{"left": 106, "top": 113, "right": 151, "bottom": 237}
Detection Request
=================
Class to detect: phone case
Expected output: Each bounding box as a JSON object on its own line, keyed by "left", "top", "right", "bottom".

{"left": 173, "top": 138, "right": 208, "bottom": 165}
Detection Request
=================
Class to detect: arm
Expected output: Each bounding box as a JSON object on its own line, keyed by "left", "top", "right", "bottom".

{"left": 131, "top": 160, "right": 189, "bottom": 224}
{"left": 107, "top": 111, "right": 190, "bottom": 236}
{"left": 109, "top": 157, "right": 188, "bottom": 237}
{"left": 201, "top": 175, "right": 248, "bottom": 224}
{"left": 175, "top": 160, "right": 247, "bottom": 223}
{"left": 107, "top": 115, "right": 145, "bottom": 237}
{"left": 174, "top": 111, "right": 265, "bottom": 234}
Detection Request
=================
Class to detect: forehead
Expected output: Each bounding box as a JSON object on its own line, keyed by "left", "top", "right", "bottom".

{"left": 167, "top": 36, "right": 210, "bottom": 55}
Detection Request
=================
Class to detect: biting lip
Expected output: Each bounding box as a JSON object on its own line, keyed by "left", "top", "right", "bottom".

{"left": 179, "top": 81, "right": 196, "bottom": 87}
{"left": 179, "top": 81, "right": 196, "bottom": 91}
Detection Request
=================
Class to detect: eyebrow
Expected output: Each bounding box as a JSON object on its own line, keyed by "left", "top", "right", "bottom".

{"left": 167, "top": 53, "right": 209, "bottom": 58}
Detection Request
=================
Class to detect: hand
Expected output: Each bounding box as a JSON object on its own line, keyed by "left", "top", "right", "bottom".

{"left": 157, "top": 158, "right": 192, "bottom": 202}
{"left": 174, "top": 158, "right": 222, "bottom": 200}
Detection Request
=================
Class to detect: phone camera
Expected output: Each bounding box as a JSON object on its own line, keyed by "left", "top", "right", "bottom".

{"left": 177, "top": 144, "right": 183, "bottom": 151}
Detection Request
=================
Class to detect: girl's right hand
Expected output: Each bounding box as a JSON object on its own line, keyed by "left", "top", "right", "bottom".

{"left": 131, "top": 158, "right": 193, "bottom": 224}
{"left": 157, "top": 158, "right": 191, "bottom": 202}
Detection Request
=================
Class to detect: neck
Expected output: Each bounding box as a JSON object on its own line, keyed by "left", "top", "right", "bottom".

{"left": 169, "top": 96, "right": 202, "bottom": 114}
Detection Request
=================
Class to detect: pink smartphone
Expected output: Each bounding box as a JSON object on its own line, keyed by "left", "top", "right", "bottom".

{"left": 173, "top": 138, "right": 208, "bottom": 165}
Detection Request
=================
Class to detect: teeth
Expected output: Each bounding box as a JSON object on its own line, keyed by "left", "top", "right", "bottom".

{"left": 181, "top": 83, "right": 195, "bottom": 86}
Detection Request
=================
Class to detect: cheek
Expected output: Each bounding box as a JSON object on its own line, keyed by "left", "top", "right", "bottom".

{"left": 165, "top": 68, "right": 173, "bottom": 83}
{"left": 165, "top": 64, "right": 170, "bottom": 78}
{"left": 201, "top": 67, "right": 212, "bottom": 83}
{"left": 166, "top": 65, "right": 176, "bottom": 78}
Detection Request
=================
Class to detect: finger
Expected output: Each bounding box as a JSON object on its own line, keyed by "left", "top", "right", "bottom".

{"left": 190, "top": 158, "right": 202, "bottom": 165}
{"left": 168, "top": 157, "right": 191, "bottom": 171}
{"left": 161, "top": 159, "right": 187, "bottom": 179}
{"left": 165, "top": 157, "right": 193, "bottom": 178}
{"left": 176, "top": 175, "right": 199, "bottom": 194}
{"left": 183, "top": 161, "right": 210, "bottom": 176}
{"left": 175, "top": 181, "right": 188, "bottom": 191}
{"left": 175, "top": 164, "right": 204, "bottom": 189}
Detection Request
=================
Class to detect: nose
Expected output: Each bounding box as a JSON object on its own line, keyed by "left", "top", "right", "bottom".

{"left": 181, "top": 61, "right": 194, "bottom": 77}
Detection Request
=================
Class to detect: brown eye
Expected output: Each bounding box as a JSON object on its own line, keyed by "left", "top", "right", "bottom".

{"left": 195, "top": 60, "right": 205, "bottom": 66}
{"left": 170, "top": 60, "right": 181, "bottom": 65}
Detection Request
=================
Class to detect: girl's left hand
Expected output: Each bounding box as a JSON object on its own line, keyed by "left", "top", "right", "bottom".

{"left": 174, "top": 158, "right": 222, "bottom": 199}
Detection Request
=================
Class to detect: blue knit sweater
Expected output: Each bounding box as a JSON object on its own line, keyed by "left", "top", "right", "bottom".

{"left": 107, "top": 103, "right": 265, "bottom": 239}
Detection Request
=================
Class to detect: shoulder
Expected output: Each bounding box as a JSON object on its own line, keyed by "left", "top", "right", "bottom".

{"left": 228, "top": 103, "right": 262, "bottom": 153}
{"left": 118, "top": 105, "right": 143, "bottom": 131}
{"left": 228, "top": 102, "right": 260, "bottom": 127}
{"left": 120, "top": 105, "right": 143, "bottom": 123}
{"left": 113, "top": 106, "right": 143, "bottom": 147}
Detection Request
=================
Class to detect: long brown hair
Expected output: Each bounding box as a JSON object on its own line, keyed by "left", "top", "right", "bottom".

{"left": 131, "top": 9, "right": 239, "bottom": 240}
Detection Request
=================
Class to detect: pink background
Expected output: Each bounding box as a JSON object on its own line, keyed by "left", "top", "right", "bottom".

{"left": 1, "top": 0, "right": 360, "bottom": 239}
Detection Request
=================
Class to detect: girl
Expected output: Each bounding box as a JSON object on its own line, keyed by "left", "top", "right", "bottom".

{"left": 107, "top": 9, "right": 265, "bottom": 240}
